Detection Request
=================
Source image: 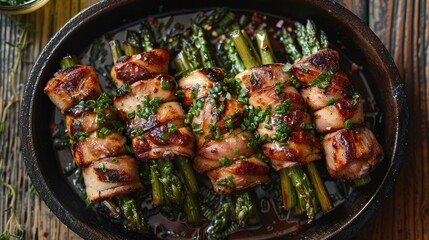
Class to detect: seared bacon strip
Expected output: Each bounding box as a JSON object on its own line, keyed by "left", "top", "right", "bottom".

{"left": 84, "top": 156, "right": 143, "bottom": 202}
{"left": 323, "top": 127, "right": 384, "bottom": 179}
{"left": 44, "top": 65, "right": 101, "bottom": 112}
{"left": 110, "top": 48, "right": 170, "bottom": 87}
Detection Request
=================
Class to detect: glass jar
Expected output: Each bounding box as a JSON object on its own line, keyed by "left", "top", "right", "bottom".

{"left": 0, "top": 0, "right": 49, "bottom": 14}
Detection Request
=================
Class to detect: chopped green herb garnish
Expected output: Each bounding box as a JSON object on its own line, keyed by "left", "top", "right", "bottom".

{"left": 72, "top": 131, "right": 89, "bottom": 142}
{"left": 217, "top": 104, "right": 225, "bottom": 114}
{"left": 216, "top": 175, "right": 235, "bottom": 187}
{"left": 233, "top": 148, "right": 240, "bottom": 155}
{"left": 345, "top": 119, "right": 353, "bottom": 129}
{"left": 326, "top": 97, "right": 339, "bottom": 105}
{"left": 159, "top": 133, "right": 170, "bottom": 141}
{"left": 310, "top": 70, "right": 334, "bottom": 89}
{"left": 275, "top": 82, "right": 285, "bottom": 94}
{"left": 136, "top": 95, "right": 160, "bottom": 119}
{"left": 111, "top": 157, "right": 118, "bottom": 163}
{"left": 219, "top": 157, "right": 234, "bottom": 166}
{"left": 96, "top": 127, "right": 111, "bottom": 138}
{"left": 191, "top": 83, "right": 200, "bottom": 98}
{"left": 275, "top": 99, "right": 292, "bottom": 115}
{"left": 282, "top": 62, "right": 292, "bottom": 72}
{"left": 300, "top": 64, "right": 309, "bottom": 71}
{"left": 167, "top": 123, "right": 178, "bottom": 133}
{"left": 351, "top": 93, "right": 360, "bottom": 106}
{"left": 289, "top": 76, "right": 301, "bottom": 88}
{"left": 127, "top": 111, "right": 135, "bottom": 119}
{"left": 125, "top": 145, "right": 134, "bottom": 154}
{"left": 300, "top": 122, "right": 315, "bottom": 131}
{"left": 175, "top": 89, "right": 185, "bottom": 98}
{"left": 99, "top": 163, "right": 107, "bottom": 173}
{"left": 161, "top": 79, "right": 171, "bottom": 89}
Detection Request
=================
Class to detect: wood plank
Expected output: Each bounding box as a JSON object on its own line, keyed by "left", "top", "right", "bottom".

{"left": 358, "top": 0, "right": 429, "bottom": 239}
{"left": 1, "top": 1, "right": 428, "bottom": 240}
{"left": 334, "top": 0, "right": 368, "bottom": 23}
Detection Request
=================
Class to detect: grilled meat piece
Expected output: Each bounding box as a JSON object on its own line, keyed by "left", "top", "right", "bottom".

{"left": 178, "top": 67, "right": 225, "bottom": 107}
{"left": 291, "top": 48, "right": 340, "bottom": 87}
{"left": 207, "top": 156, "right": 270, "bottom": 194}
{"left": 262, "top": 131, "right": 322, "bottom": 170}
{"left": 323, "top": 127, "right": 384, "bottom": 179}
{"left": 193, "top": 129, "right": 255, "bottom": 173}
{"left": 236, "top": 63, "right": 290, "bottom": 95}
{"left": 236, "top": 64, "right": 322, "bottom": 170}
{"left": 71, "top": 131, "right": 127, "bottom": 167}
{"left": 46, "top": 64, "right": 144, "bottom": 202}
{"left": 131, "top": 125, "right": 194, "bottom": 160}
{"left": 44, "top": 65, "right": 101, "bottom": 112}
{"left": 300, "top": 72, "right": 354, "bottom": 111}
{"left": 114, "top": 74, "right": 177, "bottom": 117}
{"left": 291, "top": 48, "right": 383, "bottom": 179}
{"left": 111, "top": 48, "right": 170, "bottom": 87}
{"left": 83, "top": 156, "right": 144, "bottom": 202}
{"left": 313, "top": 96, "right": 364, "bottom": 133}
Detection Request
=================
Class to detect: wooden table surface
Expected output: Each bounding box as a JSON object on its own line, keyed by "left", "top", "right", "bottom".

{"left": 0, "top": 0, "right": 427, "bottom": 239}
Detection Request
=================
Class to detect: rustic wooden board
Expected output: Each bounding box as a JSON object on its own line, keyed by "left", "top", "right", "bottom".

{"left": 0, "top": 0, "right": 427, "bottom": 239}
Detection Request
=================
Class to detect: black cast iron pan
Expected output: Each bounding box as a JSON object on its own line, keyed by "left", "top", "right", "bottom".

{"left": 20, "top": 0, "right": 408, "bottom": 239}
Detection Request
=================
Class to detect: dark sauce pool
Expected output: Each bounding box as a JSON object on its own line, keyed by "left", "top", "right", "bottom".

{"left": 52, "top": 9, "right": 381, "bottom": 240}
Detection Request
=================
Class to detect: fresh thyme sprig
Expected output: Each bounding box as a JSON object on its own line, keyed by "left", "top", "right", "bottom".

{"left": 1, "top": 16, "right": 31, "bottom": 240}
{"left": 0, "top": 16, "right": 29, "bottom": 135}
{"left": 0, "top": 179, "right": 25, "bottom": 240}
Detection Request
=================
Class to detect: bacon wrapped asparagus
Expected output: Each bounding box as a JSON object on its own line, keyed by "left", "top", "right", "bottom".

{"left": 178, "top": 68, "right": 270, "bottom": 194}
{"left": 44, "top": 57, "right": 146, "bottom": 232}
{"left": 109, "top": 35, "right": 202, "bottom": 223}
{"left": 284, "top": 20, "right": 384, "bottom": 180}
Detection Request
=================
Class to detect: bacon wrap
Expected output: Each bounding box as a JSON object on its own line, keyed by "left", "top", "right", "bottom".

{"left": 178, "top": 68, "right": 270, "bottom": 194}
{"left": 291, "top": 48, "right": 384, "bottom": 179}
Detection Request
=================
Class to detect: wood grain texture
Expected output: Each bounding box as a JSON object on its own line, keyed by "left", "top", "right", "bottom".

{"left": 358, "top": 0, "right": 429, "bottom": 239}
{"left": 0, "top": 0, "right": 427, "bottom": 239}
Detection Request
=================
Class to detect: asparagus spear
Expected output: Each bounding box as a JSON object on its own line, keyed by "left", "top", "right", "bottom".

{"left": 280, "top": 168, "right": 297, "bottom": 210}
{"left": 140, "top": 24, "right": 155, "bottom": 52}
{"left": 230, "top": 29, "right": 261, "bottom": 69}
{"left": 279, "top": 27, "right": 302, "bottom": 62}
{"left": 114, "top": 195, "right": 147, "bottom": 233}
{"left": 235, "top": 191, "right": 260, "bottom": 226}
{"left": 294, "top": 22, "right": 311, "bottom": 56}
{"left": 355, "top": 174, "right": 371, "bottom": 187}
{"left": 224, "top": 38, "right": 246, "bottom": 74}
{"left": 109, "top": 40, "right": 123, "bottom": 64}
{"left": 305, "top": 20, "right": 321, "bottom": 55}
{"left": 126, "top": 30, "right": 142, "bottom": 53}
{"left": 287, "top": 166, "right": 318, "bottom": 222}
{"left": 175, "top": 155, "right": 199, "bottom": 194}
{"left": 150, "top": 160, "right": 165, "bottom": 207}
{"left": 306, "top": 163, "right": 333, "bottom": 212}
{"left": 255, "top": 29, "right": 277, "bottom": 65}
{"left": 206, "top": 196, "right": 237, "bottom": 239}
{"left": 191, "top": 24, "right": 215, "bottom": 67}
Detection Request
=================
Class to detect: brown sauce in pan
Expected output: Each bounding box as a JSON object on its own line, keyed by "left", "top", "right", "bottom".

{"left": 52, "top": 9, "right": 380, "bottom": 239}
